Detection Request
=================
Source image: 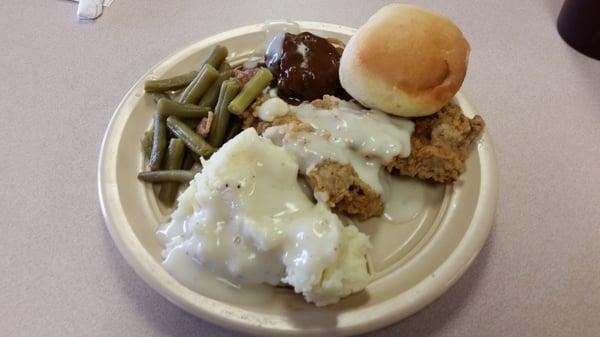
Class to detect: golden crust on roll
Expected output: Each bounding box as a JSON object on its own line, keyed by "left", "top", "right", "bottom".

{"left": 339, "top": 4, "right": 470, "bottom": 117}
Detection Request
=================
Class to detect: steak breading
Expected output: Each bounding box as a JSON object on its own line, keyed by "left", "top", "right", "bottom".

{"left": 385, "top": 103, "right": 485, "bottom": 183}
{"left": 309, "top": 161, "right": 384, "bottom": 220}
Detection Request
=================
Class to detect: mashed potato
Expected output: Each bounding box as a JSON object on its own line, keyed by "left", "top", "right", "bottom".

{"left": 157, "top": 128, "right": 370, "bottom": 306}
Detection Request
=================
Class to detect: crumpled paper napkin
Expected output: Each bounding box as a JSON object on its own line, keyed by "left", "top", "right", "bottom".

{"left": 71, "top": 0, "right": 114, "bottom": 20}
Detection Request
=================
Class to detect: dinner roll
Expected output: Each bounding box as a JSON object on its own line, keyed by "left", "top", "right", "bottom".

{"left": 339, "top": 4, "right": 470, "bottom": 117}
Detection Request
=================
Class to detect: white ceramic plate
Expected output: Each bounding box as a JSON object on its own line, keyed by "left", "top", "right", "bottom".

{"left": 98, "top": 21, "right": 498, "bottom": 336}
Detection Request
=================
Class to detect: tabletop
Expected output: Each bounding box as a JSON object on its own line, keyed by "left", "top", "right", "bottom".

{"left": 1, "top": 1, "right": 599, "bottom": 336}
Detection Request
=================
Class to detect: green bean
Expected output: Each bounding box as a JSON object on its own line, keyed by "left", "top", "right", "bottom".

{"left": 203, "top": 45, "right": 229, "bottom": 69}
{"left": 189, "top": 151, "right": 202, "bottom": 163}
{"left": 170, "top": 91, "right": 183, "bottom": 102}
{"left": 144, "top": 70, "right": 199, "bottom": 93}
{"left": 224, "top": 117, "right": 243, "bottom": 142}
{"left": 208, "top": 79, "right": 241, "bottom": 147}
{"left": 198, "top": 69, "right": 233, "bottom": 109}
{"left": 181, "top": 150, "right": 196, "bottom": 170}
{"left": 149, "top": 112, "right": 167, "bottom": 171}
{"left": 190, "top": 162, "right": 203, "bottom": 176}
{"left": 228, "top": 68, "right": 273, "bottom": 116}
{"left": 138, "top": 170, "right": 196, "bottom": 183}
{"left": 183, "top": 118, "right": 200, "bottom": 130}
{"left": 218, "top": 61, "right": 232, "bottom": 72}
{"left": 157, "top": 98, "right": 210, "bottom": 118}
{"left": 163, "top": 139, "right": 186, "bottom": 170}
{"left": 141, "top": 129, "right": 153, "bottom": 158}
{"left": 151, "top": 92, "right": 170, "bottom": 104}
{"left": 166, "top": 116, "right": 215, "bottom": 157}
{"left": 159, "top": 139, "right": 186, "bottom": 206}
{"left": 179, "top": 64, "right": 219, "bottom": 104}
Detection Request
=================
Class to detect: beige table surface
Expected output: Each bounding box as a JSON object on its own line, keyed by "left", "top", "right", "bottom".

{"left": 1, "top": 0, "right": 599, "bottom": 336}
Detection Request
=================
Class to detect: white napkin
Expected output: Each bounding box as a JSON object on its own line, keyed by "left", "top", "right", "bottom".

{"left": 71, "top": 0, "right": 114, "bottom": 20}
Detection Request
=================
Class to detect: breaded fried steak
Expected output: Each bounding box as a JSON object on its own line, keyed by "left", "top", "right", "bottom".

{"left": 248, "top": 96, "right": 483, "bottom": 219}
{"left": 309, "top": 161, "right": 384, "bottom": 220}
{"left": 386, "top": 103, "right": 484, "bottom": 183}
{"left": 262, "top": 115, "right": 386, "bottom": 220}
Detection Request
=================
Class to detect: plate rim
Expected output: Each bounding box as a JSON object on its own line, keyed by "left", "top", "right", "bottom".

{"left": 98, "top": 21, "right": 498, "bottom": 337}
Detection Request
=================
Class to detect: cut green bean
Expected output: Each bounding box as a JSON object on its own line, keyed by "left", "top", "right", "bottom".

{"left": 151, "top": 92, "right": 170, "bottom": 104}
{"left": 179, "top": 64, "right": 219, "bottom": 104}
{"left": 144, "top": 70, "right": 199, "bottom": 93}
{"left": 163, "top": 139, "right": 186, "bottom": 170}
{"left": 166, "top": 116, "right": 215, "bottom": 157}
{"left": 198, "top": 69, "right": 233, "bottom": 109}
{"left": 141, "top": 129, "right": 153, "bottom": 158}
{"left": 191, "top": 162, "right": 203, "bottom": 174}
{"left": 183, "top": 118, "right": 200, "bottom": 130}
{"left": 224, "top": 117, "right": 243, "bottom": 142}
{"left": 203, "top": 45, "right": 228, "bottom": 69}
{"left": 138, "top": 170, "right": 196, "bottom": 183}
{"left": 181, "top": 150, "right": 196, "bottom": 170}
{"left": 228, "top": 68, "right": 273, "bottom": 116}
{"left": 159, "top": 139, "right": 186, "bottom": 206}
{"left": 208, "top": 79, "right": 241, "bottom": 147}
{"left": 157, "top": 98, "right": 210, "bottom": 118}
{"left": 218, "top": 61, "right": 232, "bottom": 72}
{"left": 149, "top": 112, "right": 167, "bottom": 171}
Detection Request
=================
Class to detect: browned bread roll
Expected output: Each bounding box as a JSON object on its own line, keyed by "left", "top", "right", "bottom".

{"left": 339, "top": 4, "right": 470, "bottom": 117}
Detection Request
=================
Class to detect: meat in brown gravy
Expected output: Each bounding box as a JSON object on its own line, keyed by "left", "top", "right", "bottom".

{"left": 265, "top": 32, "right": 341, "bottom": 103}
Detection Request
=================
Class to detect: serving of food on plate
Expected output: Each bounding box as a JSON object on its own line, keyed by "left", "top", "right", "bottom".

{"left": 99, "top": 3, "right": 497, "bottom": 335}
